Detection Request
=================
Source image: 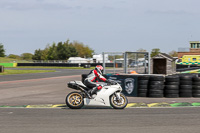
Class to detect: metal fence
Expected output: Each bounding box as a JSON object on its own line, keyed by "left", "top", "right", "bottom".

{"left": 124, "top": 52, "right": 150, "bottom": 74}
{"left": 102, "top": 52, "right": 124, "bottom": 74}
{"left": 103, "top": 52, "right": 150, "bottom": 74}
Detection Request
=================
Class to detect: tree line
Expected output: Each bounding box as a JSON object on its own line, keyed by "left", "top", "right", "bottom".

{"left": 33, "top": 40, "right": 94, "bottom": 60}
{"left": 0, "top": 42, "right": 178, "bottom": 60}
{"left": 0, "top": 41, "right": 94, "bottom": 60}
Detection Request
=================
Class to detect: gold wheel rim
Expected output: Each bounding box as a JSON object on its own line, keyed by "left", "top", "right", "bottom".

{"left": 68, "top": 93, "right": 83, "bottom": 106}
{"left": 112, "top": 94, "right": 126, "bottom": 107}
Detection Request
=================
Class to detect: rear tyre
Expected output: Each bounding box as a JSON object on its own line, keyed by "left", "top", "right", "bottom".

{"left": 110, "top": 93, "right": 128, "bottom": 109}
{"left": 66, "top": 92, "right": 84, "bottom": 109}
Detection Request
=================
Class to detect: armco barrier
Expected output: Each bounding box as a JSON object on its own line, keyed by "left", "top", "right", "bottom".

{"left": 17, "top": 63, "right": 123, "bottom": 67}
{"left": 0, "top": 63, "right": 17, "bottom": 67}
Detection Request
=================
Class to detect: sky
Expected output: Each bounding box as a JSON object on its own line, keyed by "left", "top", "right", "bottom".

{"left": 1, "top": 0, "right": 200, "bottom": 55}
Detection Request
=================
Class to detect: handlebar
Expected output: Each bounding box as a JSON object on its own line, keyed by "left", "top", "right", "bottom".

{"left": 107, "top": 80, "right": 118, "bottom": 85}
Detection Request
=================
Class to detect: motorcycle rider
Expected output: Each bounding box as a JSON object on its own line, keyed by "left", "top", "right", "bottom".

{"left": 84, "top": 65, "right": 111, "bottom": 98}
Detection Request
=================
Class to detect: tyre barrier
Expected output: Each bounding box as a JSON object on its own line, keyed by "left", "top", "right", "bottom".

{"left": 137, "top": 76, "right": 150, "bottom": 97}
{"left": 164, "top": 75, "right": 179, "bottom": 98}
{"left": 179, "top": 75, "right": 193, "bottom": 97}
{"left": 138, "top": 74, "right": 200, "bottom": 98}
{"left": 80, "top": 74, "right": 200, "bottom": 98}
{"left": 192, "top": 77, "right": 200, "bottom": 98}
{"left": 148, "top": 76, "right": 164, "bottom": 98}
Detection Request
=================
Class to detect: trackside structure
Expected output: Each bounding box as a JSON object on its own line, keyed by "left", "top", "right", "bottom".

{"left": 151, "top": 53, "right": 176, "bottom": 75}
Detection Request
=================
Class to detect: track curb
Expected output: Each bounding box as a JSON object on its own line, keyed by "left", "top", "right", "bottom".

{"left": 1, "top": 102, "right": 200, "bottom": 108}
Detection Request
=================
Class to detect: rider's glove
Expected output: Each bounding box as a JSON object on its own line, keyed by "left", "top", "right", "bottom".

{"left": 97, "top": 85, "right": 103, "bottom": 90}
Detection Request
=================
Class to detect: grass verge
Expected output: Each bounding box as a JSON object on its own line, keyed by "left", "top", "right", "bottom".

{"left": 0, "top": 57, "right": 32, "bottom": 63}
{"left": 0, "top": 69, "right": 56, "bottom": 75}
{"left": 15, "top": 66, "right": 96, "bottom": 69}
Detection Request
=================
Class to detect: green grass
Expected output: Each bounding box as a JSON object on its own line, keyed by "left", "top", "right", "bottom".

{"left": 0, "top": 57, "right": 32, "bottom": 63}
{"left": 0, "top": 69, "right": 56, "bottom": 75}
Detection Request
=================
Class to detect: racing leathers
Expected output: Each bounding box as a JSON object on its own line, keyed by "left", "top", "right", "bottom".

{"left": 84, "top": 69, "right": 108, "bottom": 97}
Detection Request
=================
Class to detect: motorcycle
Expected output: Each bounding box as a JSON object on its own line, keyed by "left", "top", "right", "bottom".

{"left": 66, "top": 80, "right": 128, "bottom": 109}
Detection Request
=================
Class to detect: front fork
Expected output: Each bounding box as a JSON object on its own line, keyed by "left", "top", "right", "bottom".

{"left": 114, "top": 92, "right": 121, "bottom": 101}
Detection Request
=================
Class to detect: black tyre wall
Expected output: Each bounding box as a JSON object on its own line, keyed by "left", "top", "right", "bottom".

{"left": 148, "top": 76, "right": 165, "bottom": 98}
{"left": 137, "top": 78, "right": 149, "bottom": 97}
{"left": 164, "top": 75, "right": 180, "bottom": 98}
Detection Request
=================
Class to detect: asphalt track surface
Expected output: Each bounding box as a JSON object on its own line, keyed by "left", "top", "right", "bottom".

{"left": 1, "top": 108, "right": 200, "bottom": 133}
{"left": 1, "top": 68, "right": 200, "bottom": 133}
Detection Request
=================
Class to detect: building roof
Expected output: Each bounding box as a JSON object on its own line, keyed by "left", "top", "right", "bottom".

{"left": 152, "top": 53, "right": 174, "bottom": 61}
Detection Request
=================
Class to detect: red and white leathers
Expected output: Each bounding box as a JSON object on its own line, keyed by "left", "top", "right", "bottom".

{"left": 84, "top": 69, "right": 107, "bottom": 90}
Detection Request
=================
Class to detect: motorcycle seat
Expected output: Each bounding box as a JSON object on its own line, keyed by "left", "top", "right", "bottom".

{"left": 68, "top": 81, "right": 90, "bottom": 90}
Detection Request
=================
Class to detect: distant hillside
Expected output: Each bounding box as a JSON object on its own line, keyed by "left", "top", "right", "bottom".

{"left": 0, "top": 57, "right": 32, "bottom": 63}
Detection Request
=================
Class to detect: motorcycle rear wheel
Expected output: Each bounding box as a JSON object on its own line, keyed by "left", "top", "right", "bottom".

{"left": 66, "top": 92, "right": 84, "bottom": 109}
{"left": 110, "top": 93, "right": 128, "bottom": 109}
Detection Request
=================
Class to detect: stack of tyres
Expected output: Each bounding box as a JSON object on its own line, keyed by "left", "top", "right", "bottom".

{"left": 179, "top": 75, "right": 193, "bottom": 97}
{"left": 192, "top": 77, "right": 200, "bottom": 97}
{"left": 137, "top": 76, "right": 149, "bottom": 97}
{"left": 148, "top": 76, "right": 165, "bottom": 97}
{"left": 164, "top": 75, "right": 179, "bottom": 98}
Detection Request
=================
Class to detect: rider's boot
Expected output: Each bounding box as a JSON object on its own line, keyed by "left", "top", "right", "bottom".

{"left": 83, "top": 90, "right": 92, "bottom": 99}
{"left": 90, "top": 87, "right": 98, "bottom": 96}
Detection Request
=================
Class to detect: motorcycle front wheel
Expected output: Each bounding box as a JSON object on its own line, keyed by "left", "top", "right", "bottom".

{"left": 66, "top": 92, "right": 84, "bottom": 109}
{"left": 110, "top": 93, "right": 128, "bottom": 109}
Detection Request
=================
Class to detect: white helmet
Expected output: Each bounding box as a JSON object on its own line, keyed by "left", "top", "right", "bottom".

{"left": 95, "top": 65, "right": 104, "bottom": 74}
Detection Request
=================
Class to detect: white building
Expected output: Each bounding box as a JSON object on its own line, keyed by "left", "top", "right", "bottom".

{"left": 67, "top": 57, "right": 90, "bottom": 63}
{"left": 92, "top": 54, "right": 110, "bottom": 63}
{"left": 67, "top": 54, "right": 110, "bottom": 63}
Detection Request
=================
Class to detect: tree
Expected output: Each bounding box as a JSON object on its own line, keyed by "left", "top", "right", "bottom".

{"left": 32, "top": 39, "right": 90, "bottom": 60}
{"left": 32, "top": 49, "right": 43, "bottom": 60}
{"left": 151, "top": 48, "right": 160, "bottom": 57}
{"left": 71, "top": 41, "right": 94, "bottom": 58}
{"left": 169, "top": 50, "right": 178, "bottom": 57}
{"left": 137, "top": 48, "right": 147, "bottom": 52}
{"left": 0, "top": 43, "right": 6, "bottom": 57}
{"left": 7, "top": 54, "right": 21, "bottom": 59}
{"left": 21, "top": 53, "right": 33, "bottom": 60}
{"left": 41, "top": 46, "right": 49, "bottom": 60}
{"left": 56, "top": 42, "right": 67, "bottom": 60}
{"left": 47, "top": 43, "right": 58, "bottom": 60}
{"left": 137, "top": 48, "right": 147, "bottom": 58}
{"left": 108, "top": 55, "right": 123, "bottom": 61}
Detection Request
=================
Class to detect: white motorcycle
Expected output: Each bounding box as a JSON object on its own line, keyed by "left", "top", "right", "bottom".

{"left": 66, "top": 80, "right": 128, "bottom": 109}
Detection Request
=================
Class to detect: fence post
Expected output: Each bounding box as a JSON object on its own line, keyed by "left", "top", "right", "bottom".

{"left": 0, "top": 65, "right": 4, "bottom": 73}
{"left": 103, "top": 52, "right": 106, "bottom": 74}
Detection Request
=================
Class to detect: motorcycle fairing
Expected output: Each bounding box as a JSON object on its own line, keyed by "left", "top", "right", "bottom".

{"left": 84, "top": 85, "right": 122, "bottom": 106}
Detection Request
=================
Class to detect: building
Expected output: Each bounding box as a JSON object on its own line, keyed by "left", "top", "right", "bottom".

{"left": 92, "top": 54, "right": 110, "bottom": 63}
{"left": 67, "top": 57, "right": 90, "bottom": 63}
{"left": 178, "top": 41, "right": 200, "bottom": 58}
{"left": 151, "top": 53, "right": 176, "bottom": 75}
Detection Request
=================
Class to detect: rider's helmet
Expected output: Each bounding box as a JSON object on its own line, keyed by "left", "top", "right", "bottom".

{"left": 95, "top": 65, "right": 104, "bottom": 75}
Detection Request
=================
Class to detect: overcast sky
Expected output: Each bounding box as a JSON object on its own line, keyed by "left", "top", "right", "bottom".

{"left": 1, "top": 0, "right": 200, "bottom": 55}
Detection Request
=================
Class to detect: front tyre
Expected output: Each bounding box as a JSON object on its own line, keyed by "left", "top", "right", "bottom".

{"left": 110, "top": 93, "right": 128, "bottom": 109}
{"left": 66, "top": 92, "right": 84, "bottom": 109}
